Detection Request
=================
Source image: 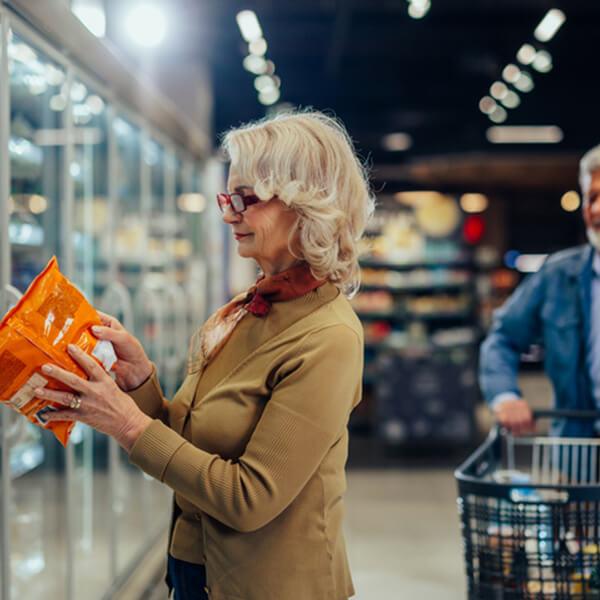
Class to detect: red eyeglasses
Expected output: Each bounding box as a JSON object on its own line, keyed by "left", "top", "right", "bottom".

{"left": 216, "top": 192, "right": 261, "bottom": 215}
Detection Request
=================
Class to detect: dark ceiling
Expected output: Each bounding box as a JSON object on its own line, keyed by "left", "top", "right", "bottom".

{"left": 106, "top": 0, "right": 600, "bottom": 190}
{"left": 207, "top": 1, "right": 599, "bottom": 161}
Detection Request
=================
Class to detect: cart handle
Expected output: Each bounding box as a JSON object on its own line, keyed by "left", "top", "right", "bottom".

{"left": 531, "top": 409, "right": 600, "bottom": 421}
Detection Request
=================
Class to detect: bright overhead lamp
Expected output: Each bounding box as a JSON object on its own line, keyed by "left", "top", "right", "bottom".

{"left": 488, "top": 106, "right": 507, "bottom": 124}
{"left": 561, "top": 191, "right": 580, "bottom": 212}
{"left": 500, "top": 91, "right": 520, "bottom": 109}
{"left": 258, "top": 87, "right": 280, "bottom": 106}
{"left": 236, "top": 10, "right": 263, "bottom": 42}
{"left": 408, "top": 0, "right": 431, "bottom": 19}
{"left": 532, "top": 50, "right": 552, "bottom": 73}
{"left": 502, "top": 64, "right": 521, "bottom": 84}
{"left": 125, "top": 4, "right": 167, "bottom": 48}
{"left": 479, "top": 96, "right": 497, "bottom": 115}
{"left": 534, "top": 9, "right": 566, "bottom": 42}
{"left": 514, "top": 72, "right": 534, "bottom": 93}
{"left": 382, "top": 132, "right": 413, "bottom": 151}
{"left": 490, "top": 81, "right": 508, "bottom": 100}
{"left": 243, "top": 54, "right": 267, "bottom": 75}
{"left": 249, "top": 37, "right": 267, "bottom": 56}
{"left": 516, "top": 43, "right": 537, "bottom": 65}
{"left": 486, "top": 125, "right": 564, "bottom": 144}
{"left": 254, "top": 75, "right": 276, "bottom": 93}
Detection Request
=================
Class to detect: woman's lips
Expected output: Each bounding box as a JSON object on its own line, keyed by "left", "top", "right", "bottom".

{"left": 234, "top": 233, "right": 252, "bottom": 241}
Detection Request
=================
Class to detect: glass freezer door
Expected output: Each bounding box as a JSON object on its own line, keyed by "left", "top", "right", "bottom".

{"left": 6, "top": 29, "right": 68, "bottom": 600}
{"left": 69, "top": 77, "right": 111, "bottom": 598}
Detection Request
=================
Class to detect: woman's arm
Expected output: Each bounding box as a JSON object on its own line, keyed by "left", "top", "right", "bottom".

{"left": 128, "top": 323, "right": 362, "bottom": 532}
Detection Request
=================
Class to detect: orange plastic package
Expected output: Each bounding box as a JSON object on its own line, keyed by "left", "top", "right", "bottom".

{"left": 0, "top": 257, "right": 116, "bottom": 446}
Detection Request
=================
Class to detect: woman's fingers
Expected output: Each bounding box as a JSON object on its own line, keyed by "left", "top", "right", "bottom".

{"left": 91, "top": 324, "right": 126, "bottom": 345}
{"left": 43, "top": 408, "right": 80, "bottom": 423}
{"left": 66, "top": 344, "right": 106, "bottom": 380}
{"left": 42, "top": 361, "right": 90, "bottom": 393}
{"left": 96, "top": 310, "right": 123, "bottom": 330}
{"left": 34, "top": 387, "right": 81, "bottom": 408}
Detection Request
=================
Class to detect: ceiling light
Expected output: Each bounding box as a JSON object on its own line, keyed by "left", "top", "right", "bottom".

{"left": 125, "top": 4, "right": 167, "bottom": 48}
{"left": 249, "top": 37, "right": 267, "bottom": 56}
{"left": 382, "top": 132, "right": 413, "bottom": 152}
{"left": 486, "top": 125, "right": 563, "bottom": 144}
{"left": 532, "top": 50, "right": 553, "bottom": 73}
{"left": 561, "top": 190, "right": 580, "bottom": 212}
{"left": 243, "top": 54, "right": 267, "bottom": 75}
{"left": 516, "top": 43, "right": 537, "bottom": 65}
{"left": 514, "top": 72, "right": 534, "bottom": 92}
{"left": 236, "top": 10, "right": 263, "bottom": 42}
{"left": 460, "top": 193, "right": 488, "bottom": 213}
{"left": 258, "top": 87, "right": 280, "bottom": 106}
{"left": 254, "top": 75, "right": 276, "bottom": 93}
{"left": 479, "top": 96, "right": 497, "bottom": 115}
{"left": 534, "top": 9, "right": 566, "bottom": 43}
{"left": 500, "top": 91, "right": 520, "bottom": 109}
{"left": 488, "top": 106, "right": 507, "bottom": 123}
{"left": 502, "top": 64, "right": 521, "bottom": 84}
{"left": 264, "top": 60, "right": 276, "bottom": 75}
{"left": 490, "top": 81, "right": 508, "bottom": 100}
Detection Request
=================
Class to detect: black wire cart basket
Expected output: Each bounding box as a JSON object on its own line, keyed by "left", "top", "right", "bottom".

{"left": 455, "top": 410, "right": 600, "bottom": 599}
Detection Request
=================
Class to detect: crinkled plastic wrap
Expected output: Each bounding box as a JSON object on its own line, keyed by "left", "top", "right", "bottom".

{"left": 0, "top": 257, "right": 116, "bottom": 446}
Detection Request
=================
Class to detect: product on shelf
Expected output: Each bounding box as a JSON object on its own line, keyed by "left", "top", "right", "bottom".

{"left": 0, "top": 257, "right": 116, "bottom": 445}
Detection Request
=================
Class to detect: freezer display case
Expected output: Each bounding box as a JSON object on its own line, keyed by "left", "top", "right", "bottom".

{"left": 0, "top": 7, "right": 214, "bottom": 600}
{"left": 6, "top": 27, "right": 68, "bottom": 600}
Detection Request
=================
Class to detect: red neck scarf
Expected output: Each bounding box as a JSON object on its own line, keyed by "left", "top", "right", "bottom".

{"left": 188, "top": 262, "right": 325, "bottom": 374}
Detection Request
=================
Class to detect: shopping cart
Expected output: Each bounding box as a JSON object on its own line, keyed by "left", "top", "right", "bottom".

{"left": 455, "top": 410, "right": 600, "bottom": 599}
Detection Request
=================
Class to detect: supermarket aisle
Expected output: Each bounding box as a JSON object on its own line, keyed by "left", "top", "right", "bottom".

{"left": 345, "top": 468, "right": 466, "bottom": 600}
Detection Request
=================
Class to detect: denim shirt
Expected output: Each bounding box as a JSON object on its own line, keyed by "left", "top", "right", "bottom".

{"left": 479, "top": 244, "right": 597, "bottom": 437}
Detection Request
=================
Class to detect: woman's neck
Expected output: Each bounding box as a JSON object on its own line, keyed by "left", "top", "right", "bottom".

{"left": 257, "top": 255, "right": 302, "bottom": 276}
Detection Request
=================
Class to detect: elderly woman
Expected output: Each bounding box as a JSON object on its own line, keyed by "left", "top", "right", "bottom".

{"left": 36, "top": 110, "right": 375, "bottom": 600}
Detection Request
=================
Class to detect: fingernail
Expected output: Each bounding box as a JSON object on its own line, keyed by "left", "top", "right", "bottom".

{"left": 92, "top": 326, "right": 101, "bottom": 334}
{"left": 42, "top": 365, "right": 52, "bottom": 374}
{"left": 68, "top": 344, "right": 77, "bottom": 353}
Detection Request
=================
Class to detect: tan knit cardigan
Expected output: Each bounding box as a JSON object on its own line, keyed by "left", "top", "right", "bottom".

{"left": 127, "top": 282, "right": 364, "bottom": 600}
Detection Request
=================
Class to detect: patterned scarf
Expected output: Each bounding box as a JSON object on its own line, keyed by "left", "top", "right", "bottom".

{"left": 187, "top": 262, "right": 326, "bottom": 374}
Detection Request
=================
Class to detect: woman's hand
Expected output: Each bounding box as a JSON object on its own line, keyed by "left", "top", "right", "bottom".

{"left": 92, "top": 311, "right": 153, "bottom": 391}
{"left": 37, "top": 344, "right": 152, "bottom": 452}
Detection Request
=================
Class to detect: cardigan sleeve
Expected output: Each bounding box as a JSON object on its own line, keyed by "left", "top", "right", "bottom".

{"left": 128, "top": 324, "right": 363, "bottom": 532}
{"left": 127, "top": 363, "right": 169, "bottom": 425}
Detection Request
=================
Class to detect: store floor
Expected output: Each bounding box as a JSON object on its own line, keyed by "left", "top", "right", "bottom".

{"left": 345, "top": 467, "right": 465, "bottom": 599}
{"left": 344, "top": 372, "right": 553, "bottom": 600}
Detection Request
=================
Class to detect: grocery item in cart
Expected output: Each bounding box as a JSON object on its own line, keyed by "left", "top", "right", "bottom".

{"left": 0, "top": 257, "right": 116, "bottom": 446}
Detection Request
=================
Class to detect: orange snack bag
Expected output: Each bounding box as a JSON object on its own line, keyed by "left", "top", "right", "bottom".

{"left": 0, "top": 257, "right": 116, "bottom": 446}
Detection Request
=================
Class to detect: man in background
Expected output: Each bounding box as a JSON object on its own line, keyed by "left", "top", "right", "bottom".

{"left": 480, "top": 144, "right": 600, "bottom": 436}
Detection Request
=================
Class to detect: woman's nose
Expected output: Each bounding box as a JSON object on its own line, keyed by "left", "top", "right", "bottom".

{"left": 221, "top": 206, "right": 242, "bottom": 225}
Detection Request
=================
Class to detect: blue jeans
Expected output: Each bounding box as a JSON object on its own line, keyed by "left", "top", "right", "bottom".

{"left": 167, "top": 554, "right": 209, "bottom": 600}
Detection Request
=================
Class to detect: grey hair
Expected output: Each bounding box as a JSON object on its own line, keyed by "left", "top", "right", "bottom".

{"left": 580, "top": 144, "right": 600, "bottom": 199}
